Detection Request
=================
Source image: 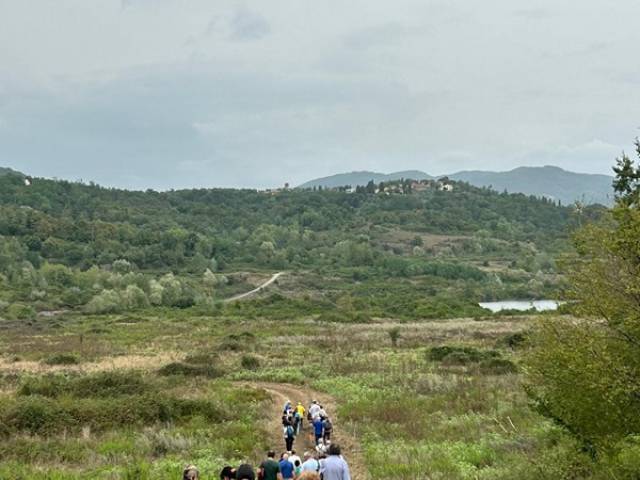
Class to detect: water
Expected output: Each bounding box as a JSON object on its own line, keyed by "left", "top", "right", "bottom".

{"left": 479, "top": 300, "right": 563, "bottom": 313}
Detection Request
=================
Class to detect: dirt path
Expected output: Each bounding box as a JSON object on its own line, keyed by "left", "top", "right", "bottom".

{"left": 241, "top": 381, "right": 368, "bottom": 480}
{"left": 224, "top": 272, "right": 284, "bottom": 303}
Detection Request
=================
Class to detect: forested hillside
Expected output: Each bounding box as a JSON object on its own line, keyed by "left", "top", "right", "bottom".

{"left": 0, "top": 171, "right": 579, "bottom": 270}
{"left": 0, "top": 170, "right": 602, "bottom": 319}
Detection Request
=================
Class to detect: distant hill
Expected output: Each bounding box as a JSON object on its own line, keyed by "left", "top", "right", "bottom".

{"left": 448, "top": 166, "right": 613, "bottom": 206}
{"left": 299, "top": 166, "right": 614, "bottom": 205}
{"left": 298, "top": 170, "right": 432, "bottom": 189}
{"left": 0, "top": 167, "right": 24, "bottom": 177}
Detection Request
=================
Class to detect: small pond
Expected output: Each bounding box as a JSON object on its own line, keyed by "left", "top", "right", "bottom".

{"left": 479, "top": 300, "right": 564, "bottom": 313}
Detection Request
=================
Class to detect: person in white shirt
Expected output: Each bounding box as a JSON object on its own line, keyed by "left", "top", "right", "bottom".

{"left": 308, "top": 401, "right": 321, "bottom": 420}
{"left": 301, "top": 452, "right": 320, "bottom": 473}
{"left": 288, "top": 450, "right": 301, "bottom": 468}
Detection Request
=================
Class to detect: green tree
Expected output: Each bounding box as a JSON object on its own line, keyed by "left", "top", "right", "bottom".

{"left": 525, "top": 142, "right": 640, "bottom": 459}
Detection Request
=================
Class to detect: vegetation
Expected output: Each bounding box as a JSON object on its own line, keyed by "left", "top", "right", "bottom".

{"left": 0, "top": 157, "right": 627, "bottom": 478}
{"left": 524, "top": 139, "right": 640, "bottom": 477}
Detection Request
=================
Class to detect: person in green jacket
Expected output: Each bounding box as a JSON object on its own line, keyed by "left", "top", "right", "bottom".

{"left": 259, "top": 451, "right": 282, "bottom": 480}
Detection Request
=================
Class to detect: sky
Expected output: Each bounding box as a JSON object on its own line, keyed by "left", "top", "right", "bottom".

{"left": 0, "top": 0, "right": 639, "bottom": 190}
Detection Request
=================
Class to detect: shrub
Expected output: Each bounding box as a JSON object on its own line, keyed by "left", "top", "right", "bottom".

{"left": 241, "top": 354, "right": 260, "bottom": 371}
{"left": 427, "top": 345, "right": 501, "bottom": 365}
{"left": 2, "top": 396, "right": 73, "bottom": 435}
{"left": 183, "top": 353, "right": 217, "bottom": 365}
{"left": 19, "top": 371, "right": 151, "bottom": 398}
{"left": 388, "top": 327, "right": 401, "bottom": 347}
{"left": 1, "top": 394, "right": 226, "bottom": 436}
{"left": 86, "top": 289, "right": 122, "bottom": 314}
{"left": 157, "top": 362, "right": 220, "bottom": 378}
{"left": 7, "top": 303, "right": 36, "bottom": 321}
{"left": 43, "top": 354, "right": 79, "bottom": 366}
{"left": 496, "top": 331, "right": 528, "bottom": 350}
{"left": 478, "top": 358, "right": 519, "bottom": 375}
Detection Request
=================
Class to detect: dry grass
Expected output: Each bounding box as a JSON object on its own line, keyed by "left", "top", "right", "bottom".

{"left": 0, "top": 352, "right": 184, "bottom": 375}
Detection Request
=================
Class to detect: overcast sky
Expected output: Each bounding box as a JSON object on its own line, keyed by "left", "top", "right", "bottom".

{"left": 0, "top": 0, "right": 638, "bottom": 190}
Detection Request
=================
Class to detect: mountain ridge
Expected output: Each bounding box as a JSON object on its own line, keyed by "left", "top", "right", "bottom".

{"left": 299, "top": 166, "right": 614, "bottom": 205}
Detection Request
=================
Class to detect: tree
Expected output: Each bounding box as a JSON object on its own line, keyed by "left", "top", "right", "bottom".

{"left": 388, "top": 327, "right": 401, "bottom": 348}
{"left": 525, "top": 140, "right": 640, "bottom": 460}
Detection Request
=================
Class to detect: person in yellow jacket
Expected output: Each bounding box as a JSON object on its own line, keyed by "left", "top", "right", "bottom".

{"left": 296, "top": 402, "right": 306, "bottom": 432}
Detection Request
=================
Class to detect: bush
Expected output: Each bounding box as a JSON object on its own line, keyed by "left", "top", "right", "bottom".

{"left": 19, "top": 371, "right": 151, "bottom": 398}
{"left": 157, "top": 362, "right": 221, "bottom": 378}
{"left": 86, "top": 289, "right": 122, "bottom": 314}
{"left": 7, "top": 303, "right": 36, "bottom": 321}
{"left": 478, "top": 358, "right": 519, "bottom": 375}
{"left": 183, "top": 353, "right": 217, "bottom": 365}
{"left": 43, "top": 354, "right": 79, "bottom": 366}
{"left": 1, "top": 393, "right": 226, "bottom": 436}
{"left": 241, "top": 354, "right": 260, "bottom": 371}
{"left": 427, "top": 345, "right": 501, "bottom": 365}
{"left": 496, "top": 331, "right": 528, "bottom": 349}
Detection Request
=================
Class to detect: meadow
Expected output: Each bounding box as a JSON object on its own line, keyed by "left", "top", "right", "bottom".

{"left": 0, "top": 171, "right": 613, "bottom": 478}
{"left": 0, "top": 289, "right": 586, "bottom": 479}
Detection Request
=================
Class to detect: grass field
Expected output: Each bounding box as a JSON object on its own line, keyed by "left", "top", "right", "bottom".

{"left": 0, "top": 290, "right": 584, "bottom": 479}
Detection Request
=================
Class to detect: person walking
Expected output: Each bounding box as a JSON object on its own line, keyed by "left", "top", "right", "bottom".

{"left": 259, "top": 451, "right": 281, "bottom": 480}
{"left": 236, "top": 464, "right": 255, "bottom": 480}
{"left": 312, "top": 416, "right": 324, "bottom": 445}
{"left": 322, "top": 416, "right": 333, "bottom": 443}
{"left": 183, "top": 465, "right": 200, "bottom": 480}
{"left": 301, "top": 452, "right": 320, "bottom": 473}
{"left": 322, "top": 444, "right": 351, "bottom": 480}
{"left": 288, "top": 450, "right": 301, "bottom": 468}
{"left": 284, "top": 421, "right": 296, "bottom": 451}
{"left": 308, "top": 401, "right": 321, "bottom": 421}
{"left": 295, "top": 402, "right": 306, "bottom": 430}
{"left": 219, "top": 466, "right": 236, "bottom": 479}
{"left": 279, "top": 453, "right": 295, "bottom": 480}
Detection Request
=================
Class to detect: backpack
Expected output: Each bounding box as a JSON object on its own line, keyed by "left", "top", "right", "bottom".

{"left": 324, "top": 419, "right": 333, "bottom": 431}
{"left": 286, "top": 425, "right": 294, "bottom": 438}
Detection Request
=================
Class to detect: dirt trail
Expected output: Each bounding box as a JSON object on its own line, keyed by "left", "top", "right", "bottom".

{"left": 242, "top": 381, "right": 368, "bottom": 480}
{"left": 224, "top": 272, "right": 284, "bottom": 303}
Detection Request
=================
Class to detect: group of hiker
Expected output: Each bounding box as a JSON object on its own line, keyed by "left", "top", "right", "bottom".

{"left": 282, "top": 399, "right": 333, "bottom": 453}
{"left": 182, "top": 398, "right": 351, "bottom": 480}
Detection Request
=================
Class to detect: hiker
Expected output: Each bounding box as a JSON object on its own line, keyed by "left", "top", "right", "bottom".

{"left": 279, "top": 453, "right": 295, "bottom": 480}
{"left": 318, "top": 454, "right": 327, "bottom": 477}
{"left": 220, "top": 466, "right": 237, "bottom": 479}
{"left": 283, "top": 400, "right": 292, "bottom": 415}
{"left": 259, "top": 451, "right": 281, "bottom": 480}
{"left": 301, "top": 452, "right": 320, "bottom": 473}
{"left": 293, "top": 408, "right": 303, "bottom": 435}
{"left": 183, "top": 465, "right": 200, "bottom": 480}
{"left": 315, "top": 439, "right": 328, "bottom": 455}
{"left": 282, "top": 413, "right": 291, "bottom": 427}
{"left": 295, "top": 402, "right": 306, "bottom": 429}
{"left": 322, "top": 416, "right": 333, "bottom": 443}
{"left": 322, "top": 444, "right": 351, "bottom": 480}
{"left": 318, "top": 405, "right": 327, "bottom": 419}
{"left": 288, "top": 450, "right": 301, "bottom": 468}
{"left": 284, "top": 420, "right": 296, "bottom": 451}
{"left": 308, "top": 401, "right": 321, "bottom": 421}
{"left": 312, "top": 416, "right": 324, "bottom": 445}
{"left": 236, "top": 464, "right": 255, "bottom": 480}
{"left": 293, "top": 459, "right": 302, "bottom": 478}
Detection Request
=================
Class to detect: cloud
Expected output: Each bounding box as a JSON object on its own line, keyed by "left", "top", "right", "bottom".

{"left": 513, "top": 8, "right": 552, "bottom": 20}
{"left": 227, "top": 7, "right": 271, "bottom": 41}
{"left": 517, "top": 139, "right": 625, "bottom": 175}
{"left": 0, "top": 0, "right": 639, "bottom": 189}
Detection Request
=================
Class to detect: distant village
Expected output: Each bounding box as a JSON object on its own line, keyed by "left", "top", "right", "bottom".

{"left": 263, "top": 178, "right": 455, "bottom": 195}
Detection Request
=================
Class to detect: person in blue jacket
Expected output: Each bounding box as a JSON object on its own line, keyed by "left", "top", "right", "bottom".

{"left": 313, "top": 416, "right": 324, "bottom": 445}
{"left": 279, "top": 452, "right": 295, "bottom": 480}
